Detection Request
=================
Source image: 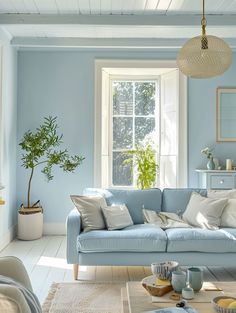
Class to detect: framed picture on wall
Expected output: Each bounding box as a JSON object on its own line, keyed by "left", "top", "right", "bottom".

{"left": 217, "top": 87, "right": 236, "bottom": 142}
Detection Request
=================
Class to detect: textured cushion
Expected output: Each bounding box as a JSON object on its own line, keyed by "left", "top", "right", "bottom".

{"left": 166, "top": 227, "right": 236, "bottom": 253}
{"left": 84, "top": 188, "right": 162, "bottom": 224}
{"left": 0, "top": 295, "right": 19, "bottom": 313}
{"left": 207, "top": 190, "right": 236, "bottom": 227}
{"left": 162, "top": 188, "right": 207, "bottom": 214}
{"left": 102, "top": 205, "right": 133, "bottom": 230}
{"left": 70, "top": 195, "right": 107, "bottom": 232}
{"left": 77, "top": 224, "right": 167, "bottom": 253}
{"left": 182, "top": 192, "right": 227, "bottom": 229}
{"left": 0, "top": 287, "right": 31, "bottom": 313}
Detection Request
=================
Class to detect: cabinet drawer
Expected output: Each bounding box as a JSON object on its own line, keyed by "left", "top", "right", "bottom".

{"left": 210, "top": 175, "right": 234, "bottom": 189}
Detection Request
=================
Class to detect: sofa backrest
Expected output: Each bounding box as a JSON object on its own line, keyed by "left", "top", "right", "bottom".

{"left": 84, "top": 188, "right": 162, "bottom": 224}
{"left": 161, "top": 188, "right": 207, "bottom": 213}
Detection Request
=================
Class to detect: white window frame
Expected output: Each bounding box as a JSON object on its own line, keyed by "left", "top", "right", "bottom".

{"left": 94, "top": 59, "right": 188, "bottom": 189}
{"left": 0, "top": 46, "right": 3, "bottom": 186}
{"left": 109, "top": 76, "right": 160, "bottom": 188}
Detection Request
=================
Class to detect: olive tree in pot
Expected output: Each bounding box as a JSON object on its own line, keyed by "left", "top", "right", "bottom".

{"left": 18, "top": 116, "right": 85, "bottom": 240}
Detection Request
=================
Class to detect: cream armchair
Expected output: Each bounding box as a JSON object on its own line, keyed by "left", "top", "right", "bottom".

{"left": 0, "top": 256, "right": 34, "bottom": 313}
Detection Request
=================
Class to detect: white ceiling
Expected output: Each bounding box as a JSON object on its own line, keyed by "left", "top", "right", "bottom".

{"left": 0, "top": 0, "right": 236, "bottom": 48}
{"left": 0, "top": 0, "right": 236, "bottom": 14}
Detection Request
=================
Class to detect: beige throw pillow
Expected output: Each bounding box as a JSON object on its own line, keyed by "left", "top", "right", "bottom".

{"left": 182, "top": 192, "right": 227, "bottom": 230}
{"left": 102, "top": 205, "right": 133, "bottom": 230}
{"left": 207, "top": 189, "right": 236, "bottom": 227}
{"left": 70, "top": 195, "right": 107, "bottom": 232}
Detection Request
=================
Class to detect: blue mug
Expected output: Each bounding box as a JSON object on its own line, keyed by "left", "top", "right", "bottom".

{"left": 171, "top": 271, "right": 186, "bottom": 293}
{"left": 187, "top": 267, "right": 203, "bottom": 292}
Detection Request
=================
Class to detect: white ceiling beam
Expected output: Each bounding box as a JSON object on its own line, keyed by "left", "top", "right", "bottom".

{"left": 11, "top": 37, "right": 236, "bottom": 50}
{"left": 0, "top": 13, "right": 236, "bottom": 26}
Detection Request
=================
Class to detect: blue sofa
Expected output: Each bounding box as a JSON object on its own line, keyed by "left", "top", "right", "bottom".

{"left": 66, "top": 188, "right": 236, "bottom": 279}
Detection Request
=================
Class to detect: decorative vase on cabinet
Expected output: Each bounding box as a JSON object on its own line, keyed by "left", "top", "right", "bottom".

{"left": 207, "top": 157, "right": 215, "bottom": 170}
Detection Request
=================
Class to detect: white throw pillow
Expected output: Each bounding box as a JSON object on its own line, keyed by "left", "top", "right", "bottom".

{"left": 102, "top": 205, "right": 133, "bottom": 230}
{"left": 182, "top": 192, "right": 228, "bottom": 230}
{"left": 207, "top": 189, "right": 236, "bottom": 227}
{"left": 207, "top": 189, "right": 236, "bottom": 199}
{"left": 70, "top": 195, "right": 107, "bottom": 232}
{"left": 220, "top": 199, "right": 236, "bottom": 227}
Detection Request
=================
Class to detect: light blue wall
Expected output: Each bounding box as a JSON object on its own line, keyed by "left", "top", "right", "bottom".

{"left": 0, "top": 30, "right": 17, "bottom": 248}
{"left": 188, "top": 59, "right": 236, "bottom": 186}
{"left": 17, "top": 49, "right": 236, "bottom": 224}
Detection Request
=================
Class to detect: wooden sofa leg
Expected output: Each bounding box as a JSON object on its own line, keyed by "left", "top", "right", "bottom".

{"left": 73, "top": 264, "right": 79, "bottom": 280}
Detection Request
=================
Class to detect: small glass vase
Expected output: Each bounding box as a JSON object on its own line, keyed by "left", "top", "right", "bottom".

{"left": 207, "top": 157, "right": 215, "bottom": 170}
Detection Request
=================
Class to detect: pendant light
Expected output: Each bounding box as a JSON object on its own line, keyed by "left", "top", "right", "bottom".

{"left": 177, "top": 0, "right": 232, "bottom": 78}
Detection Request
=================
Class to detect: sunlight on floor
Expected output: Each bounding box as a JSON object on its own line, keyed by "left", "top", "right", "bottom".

{"left": 37, "top": 256, "right": 88, "bottom": 271}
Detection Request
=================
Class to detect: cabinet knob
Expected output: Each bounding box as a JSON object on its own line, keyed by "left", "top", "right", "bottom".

{"left": 220, "top": 180, "right": 224, "bottom": 184}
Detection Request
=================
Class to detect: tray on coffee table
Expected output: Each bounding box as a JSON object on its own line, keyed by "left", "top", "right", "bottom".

{"left": 125, "top": 281, "right": 236, "bottom": 313}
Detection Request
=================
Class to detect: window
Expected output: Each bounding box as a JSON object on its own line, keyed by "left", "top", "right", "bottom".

{"left": 111, "top": 80, "right": 158, "bottom": 187}
{"left": 94, "top": 60, "right": 187, "bottom": 189}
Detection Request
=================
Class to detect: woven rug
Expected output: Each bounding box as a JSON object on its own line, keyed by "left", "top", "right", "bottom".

{"left": 42, "top": 282, "right": 124, "bottom": 313}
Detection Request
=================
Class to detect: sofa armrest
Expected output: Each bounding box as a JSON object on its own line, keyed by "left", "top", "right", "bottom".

{"left": 66, "top": 209, "right": 82, "bottom": 264}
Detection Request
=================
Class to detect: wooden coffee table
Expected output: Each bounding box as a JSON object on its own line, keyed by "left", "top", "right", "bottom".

{"left": 122, "top": 281, "right": 236, "bottom": 313}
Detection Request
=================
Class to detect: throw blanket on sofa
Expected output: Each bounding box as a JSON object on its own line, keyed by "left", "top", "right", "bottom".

{"left": 143, "top": 209, "right": 192, "bottom": 229}
{"left": 0, "top": 275, "right": 42, "bottom": 313}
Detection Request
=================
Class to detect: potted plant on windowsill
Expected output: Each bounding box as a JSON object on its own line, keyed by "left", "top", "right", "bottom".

{"left": 123, "top": 139, "right": 159, "bottom": 190}
{"left": 18, "top": 116, "right": 85, "bottom": 240}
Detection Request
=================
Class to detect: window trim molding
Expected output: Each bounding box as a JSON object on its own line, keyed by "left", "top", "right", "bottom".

{"left": 0, "top": 46, "right": 3, "bottom": 186}
{"left": 94, "top": 59, "right": 188, "bottom": 188}
{"left": 109, "top": 76, "right": 159, "bottom": 188}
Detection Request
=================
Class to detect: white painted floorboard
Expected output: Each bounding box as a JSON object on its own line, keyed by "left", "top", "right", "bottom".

{"left": 1, "top": 236, "right": 236, "bottom": 304}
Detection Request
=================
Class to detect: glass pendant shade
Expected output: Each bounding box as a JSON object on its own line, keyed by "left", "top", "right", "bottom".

{"left": 177, "top": 0, "right": 232, "bottom": 78}
{"left": 177, "top": 35, "right": 232, "bottom": 78}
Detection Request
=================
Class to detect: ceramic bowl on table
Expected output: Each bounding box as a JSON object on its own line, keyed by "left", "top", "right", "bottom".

{"left": 151, "top": 261, "right": 179, "bottom": 280}
{"left": 212, "top": 296, "right": 236, "bottom": 313}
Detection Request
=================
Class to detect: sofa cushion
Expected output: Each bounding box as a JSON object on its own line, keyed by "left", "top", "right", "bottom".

{"left": 77, "top": 224, "right": 167, "bottom": 253}
{"left": 166, "top": 228, "right": 236, "bottom": 253}
{"left": 84, "top": 188, "right": 162, "bottom": 224}
{"left": 162, "top": 188, "right": 207, "bottom": 214}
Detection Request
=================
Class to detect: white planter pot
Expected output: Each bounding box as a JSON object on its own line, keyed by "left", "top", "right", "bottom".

{"left": 18, "top": 211, "right": 43, "bottom": 240}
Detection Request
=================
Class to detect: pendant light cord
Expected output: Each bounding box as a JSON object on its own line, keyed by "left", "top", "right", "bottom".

{"left": 201, "top": 0, "right": 208, "bottom": 49}
{"left": 201, "top": 0, "right": 206, "bottom": 36}
{"left": 203, "top": 0, "right": 205, "bottom": 19}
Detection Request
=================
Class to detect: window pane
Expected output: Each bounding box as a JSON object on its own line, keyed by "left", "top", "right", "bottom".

{"left": 135, "top": 117, "right": 155, "bottom": 144}
{"left": 113, "top": 82, "right": 133, "bottom": 115}
{"left": 112, "top": 152, "right": 133, "bottom": 186}
{"left": 135, "top": 82, "right": 156, "bottom": 116}
{"left": 113, "top": 117, "right": 133, "bottom": 149}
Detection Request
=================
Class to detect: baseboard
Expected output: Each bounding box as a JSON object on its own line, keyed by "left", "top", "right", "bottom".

{"left": 0, "top": 224, "right": 17, "bottom": 251}
{"left": 43, "top": 223, "right": 66, "bottom": 235}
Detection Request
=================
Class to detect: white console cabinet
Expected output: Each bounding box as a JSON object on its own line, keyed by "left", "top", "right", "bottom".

{"left": 196, "top": 169, "right": 236, "bottom": 189}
